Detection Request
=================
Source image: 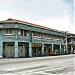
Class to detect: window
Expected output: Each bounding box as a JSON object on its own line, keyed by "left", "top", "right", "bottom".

{"left": 44, "top": 34, "right": 48, "bottom": 38}
{"left": 33, "top": 32, "right": 42, "bottom": 37}
{"left": 48, "top": 34, "right": 51, "bottom": 38}
{"left": 6, "top": 29, "right": 12, "bottom": 34}
{"left": 33, "top": 32, "right": 37, "bottom": 36}
{"left": 21, "top": 29, "right": 23, "bottom": 36}
{"left": 37, "top": 33, "right": 41, "bottom": 37}
{"left": 24, "top": 30, "right": 27, "bottom": 36}
{"left": 20, "top": 29, "right": 27, "bottom": 36}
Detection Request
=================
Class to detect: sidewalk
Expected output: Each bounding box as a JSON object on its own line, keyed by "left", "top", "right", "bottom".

{"left": 0, "top": 54, "right": 74, "bottom": 64}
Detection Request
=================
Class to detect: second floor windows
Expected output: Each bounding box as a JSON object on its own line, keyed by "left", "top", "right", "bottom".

{"left": 44, "top": 34, "right": 51, "bottom": 39}
{"left": 33, "top": 32, "right": 41, "bottom": 37}
{"left": 18, "top": 29, "right": 28, "bottom": 36}
{"left": 21, "top": 29, "right": 23, "bottom": 35}
{"left": 6, "top": 29, "right": 12, "bottom": 35}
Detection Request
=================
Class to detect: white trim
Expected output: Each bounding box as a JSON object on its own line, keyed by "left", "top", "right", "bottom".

{"left": 5, "top": 34, "right": 13, "bottom": 35}
{"left": 33, "top": 36, "right": 37, "bottom": 37}
{"left": 0, "top": 56, "right": 2, "bottom": 58}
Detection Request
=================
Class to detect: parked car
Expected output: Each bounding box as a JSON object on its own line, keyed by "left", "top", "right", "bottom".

{"left": 49, "top": 52, "right": 53, "bottom": 56}
{"left": 49, "top": 50, "right": 60, "bottom": 56}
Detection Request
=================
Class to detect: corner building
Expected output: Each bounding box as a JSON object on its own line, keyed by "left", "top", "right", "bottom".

{"left": 67, "top": 33, "right": 75, "bottom": 54}
{"left": 0, "top": 18, "right": 66, "bottom": 58}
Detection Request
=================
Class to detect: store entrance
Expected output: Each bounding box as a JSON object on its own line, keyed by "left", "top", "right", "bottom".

{"left": 44, "top": 44, "right": 52, "bottom": 56}
{"left": 18, "top": 45, "right": 23, "bottom": 57}
{"left": 32, "top": 47, "right": 41, "bottom": 57}
{"left": 3, "top": 42, "right": 14, "bottom": 58}
{"left": 53, "top": 44, "right": 60, "bottom": 52}
{"left": 25, "top": 47, "right": 29, "bottom": 57}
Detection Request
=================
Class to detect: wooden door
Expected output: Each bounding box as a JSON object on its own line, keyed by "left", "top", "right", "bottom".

{"left": 18, "top": 45, "right": 23, "bottom": 57}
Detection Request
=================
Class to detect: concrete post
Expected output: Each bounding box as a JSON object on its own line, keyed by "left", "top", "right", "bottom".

{"left": 0, "top": 41, "right": 3, "bottom": 58}
{"left": 60, "top": 44, "right": 61, "bottom": 53}
{"left": 71, "top": 45, "right": 73, "bottom": 53}
{"left": 14, "top": 41, "right": 18, "bottom": 57}
{"left": 14, "top": 29, "right": 18, "bottom": 58}
{"left": 64, "top": 46, "right": 66, "bottom": 54}
{"left": 29, "top": 42, "right": 32, "bottom": 57}
{"left": 42, "top": 43, "right": 44, "bottom": 56}
{"left": 0, "top": 30, "right": 3, "bottom": 58}
{"left": 52, "top": 44, "right": 53, "bottom": 52}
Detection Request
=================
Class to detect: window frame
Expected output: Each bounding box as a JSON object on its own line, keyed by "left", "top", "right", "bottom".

{"left": 5, "top": 29, "right": 12, "bottom": 35}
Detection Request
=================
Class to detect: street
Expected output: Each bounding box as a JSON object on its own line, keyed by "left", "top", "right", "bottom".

{"left": 0, "top": 54, "right": 75, "bottom": 75}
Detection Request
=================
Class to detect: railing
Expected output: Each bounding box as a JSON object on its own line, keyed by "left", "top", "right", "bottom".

{"left": 32, "top": 36, "right": 64, "bottom": 43}
{"left": 67, "top": 41, "right": 74, "bottom": 44}
{"left": 3, "top": 35, "right": 15, "bottom": 39}
{"left": 18, "top": 36, "right": 29, "bottom": 41}
{"left": 43, "top": 38, "right": 52, "bottom": 42}
{"left": 33, "top": 36, "right": 42, "bottom": 42}
{"left": 2, "top": 35, "right": 29, "bottom": 41}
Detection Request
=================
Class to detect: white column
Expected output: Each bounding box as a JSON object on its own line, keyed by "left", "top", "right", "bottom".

{"left": 0, "top": 29, "right": 3, "bottom": 58}
{"left": 14, "top": 29, "right": 18, "bottom": 58}
{"left": 71, "top": 45, "right": 73, "bottom": 53}
{"left": 64, "top": 46, "right": 65, "bottom": 54}
{"left": 0, "top": 41, "right": 3, "bottom": 58}
{"left": 42, "top": 43, "right": 44, "bottom": 56}
{"left": 60, "top": 44, "right": 61, "bottom": 53}
{"left": 52, "top": 44, "right": 53, "bottom": 52}
{"left": 14, "top": 41, "right": 18, "bottom": 57}
{"left": 29, "top": 42, "right": 32, "bottom": 57}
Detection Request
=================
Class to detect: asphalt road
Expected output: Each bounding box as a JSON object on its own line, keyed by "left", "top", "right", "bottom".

{"left": 0, "top": 54, "right": 75, "bottom": 75}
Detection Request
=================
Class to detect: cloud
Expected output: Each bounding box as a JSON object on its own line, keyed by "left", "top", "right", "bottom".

{"left": 0, "top": 0, "right": 74, "bottom": 33}
{"left": 34, "top": 16, "right": 74, "bottom": 33}
{"left": 0, "top": 0, "right": 71, "bottom": 17}
{"left": 0, "top": 10, "right": 12, "bottom": 20}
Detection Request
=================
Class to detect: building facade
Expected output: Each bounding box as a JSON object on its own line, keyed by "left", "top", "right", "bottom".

{"left": 67, "top": 33, "right": 75, "bottom": 54}
{"left": 0, "top": 18, "right": 74, "bottom": 58}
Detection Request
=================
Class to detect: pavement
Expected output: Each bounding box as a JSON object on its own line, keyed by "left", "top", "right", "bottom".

{"left": 0, "top": 54, "right": 74, "bottom": 63}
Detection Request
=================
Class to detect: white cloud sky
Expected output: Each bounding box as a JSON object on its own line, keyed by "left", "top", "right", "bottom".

{"left": 0, "top": 0, "right": 74, "bottom": 33}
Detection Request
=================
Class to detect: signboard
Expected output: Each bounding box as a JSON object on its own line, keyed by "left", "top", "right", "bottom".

{"left": 32, "top": 43, "right": 42, "bottom": 47}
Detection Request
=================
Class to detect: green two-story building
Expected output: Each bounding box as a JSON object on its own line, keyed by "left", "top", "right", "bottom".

{"left": 0, "top": 18, "right": 66, "bottom": 58}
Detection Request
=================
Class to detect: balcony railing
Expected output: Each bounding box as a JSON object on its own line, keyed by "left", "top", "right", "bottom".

{"left": 18, "top": 36, "right": 29, "bottom": 41}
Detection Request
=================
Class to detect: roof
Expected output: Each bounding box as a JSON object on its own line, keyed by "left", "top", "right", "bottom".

{"left": 0, "top": 18, "right": 65, "bottom": 33}
{"left": 67, "top": 32, "right": 75, "bottom": 38}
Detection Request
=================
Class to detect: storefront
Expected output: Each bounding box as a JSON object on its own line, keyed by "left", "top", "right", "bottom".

{"left": 18, "top": 42, "right": 29, "bottom": 57}
{"left": 53, "top": 44, "right": 60, "bottom": 52}
{"left": 3, "top": 42, "right": 14, "bottom": 58}
{"left": 32, "top": 43, "right": 42, "bottom": 57}
{"left": 44, "top": 44, "right": 52, "bottom": 56}
{"left": 3, "top": 42, "right": 29, "bottom": 58}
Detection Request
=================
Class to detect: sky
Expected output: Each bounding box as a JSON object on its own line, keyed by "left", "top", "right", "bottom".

{"left": 0, "top": 0, "right": 74, "bottom": 33}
